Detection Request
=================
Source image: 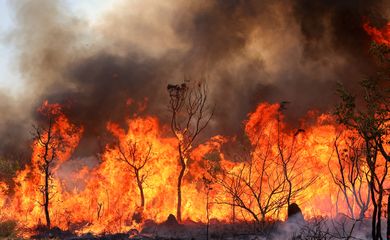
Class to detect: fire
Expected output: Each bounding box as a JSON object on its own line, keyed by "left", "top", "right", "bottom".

{"left": 363, "top": 20, "right": 390, "bottom": 46}
{"left": 0, "top": 102, "right": 83, "bottom": 234}
{"left": 69, "top": 116, "right": 179, "bottom": 233}
{"left": 0, "top": 101, "right": 387, "bottom": 236}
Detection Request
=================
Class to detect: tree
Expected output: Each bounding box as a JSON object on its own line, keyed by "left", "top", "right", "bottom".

{"left": 167, "top": 80, "right": 213, "bottom": 222}
{"left": 116, "top": 140, "right": 153, "bottom": 211}
{"left": 335, "top": 42, "right": 389, "bottom": 240}
{"left": 33, "top": 112, "right": 59, "bottom": 229}
{"left": 276, "top": 103, "right": 315, "bottom": 213}
{"left": 211, "top": 128, "right": 287, "bottom": 228}
{"left": 204, "top": 148, "right": 246, "bottom": 223}
{"left": 32, "top": 104, "right": 72, "bottom": 229}
{"left": 207, "top": 104, "right": 314, "bottom": 231}
{"left": 329, "top": 133, "right": 370, "bottom": 220}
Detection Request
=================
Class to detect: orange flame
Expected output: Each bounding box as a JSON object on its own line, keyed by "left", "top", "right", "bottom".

{"left": 0, "top": 102, "right": 83, "bottom": 235}
{"left": 363, "top": 20, "right": 390, "bottom": 46}
{"left": 0, "top": 101, "right": 387, "bottom": 236}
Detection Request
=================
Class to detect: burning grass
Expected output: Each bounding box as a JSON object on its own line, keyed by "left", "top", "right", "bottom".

{"left": 0, "top": 100, "right": 387, "bottom": 239}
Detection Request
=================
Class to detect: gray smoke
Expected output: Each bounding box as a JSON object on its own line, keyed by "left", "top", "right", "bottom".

{"left": 1, "top": 0, "right": 389, "bottom": 158}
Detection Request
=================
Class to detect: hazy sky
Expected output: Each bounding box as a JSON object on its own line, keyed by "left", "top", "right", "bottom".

{"left": 0, "top": 0, "right": 116, "bottom": 95}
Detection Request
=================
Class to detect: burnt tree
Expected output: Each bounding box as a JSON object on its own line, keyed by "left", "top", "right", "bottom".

{"left": 167, "top": 80, "right": 213, "bottom": 222}
{"left": 276, "top": 103, "right": 315, "bottom": 214}
{"left": 33, "top": 107, "right": 65, "bottom": 229}
{"left": 116, "top": 140, "right": 153, "bottom": 210}
{"left": 329, "top": 134, "right": 370, "bottom": 220}
{"left": 212, "top": 130, "right": 287, "bottom": 226}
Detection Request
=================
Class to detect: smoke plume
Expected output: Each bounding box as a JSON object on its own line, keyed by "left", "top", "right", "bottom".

{"left": 1, "top": 0, "right": 389, "bottom": 157}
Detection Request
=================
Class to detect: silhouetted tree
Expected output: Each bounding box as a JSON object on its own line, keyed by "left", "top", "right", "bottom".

{"left": 277, "top": 103, "right": 315, "bottom": 215}
{"left": 329, "top": 134, "right": 370, "bottom": 220}
{"left": 33, "top": 104, "right": 76, "bottom": 229}
{"left": 211, "top": 129, "right": 286, "bottom": 227}
{"left": 335, "top": 42, "right": 389, "bottom": 240}
{"left": 167, "top": 80, "right": 213, "bottom": 222}
{"left": 116, "top": 140, "right": 153, "bottom": 210}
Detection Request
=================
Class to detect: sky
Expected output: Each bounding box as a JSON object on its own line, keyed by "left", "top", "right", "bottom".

{"left": 0, "top": 0, "right": 116, "bottom": 95}
{"left": 0, "top": 0, "right": 19, "bottom": 94}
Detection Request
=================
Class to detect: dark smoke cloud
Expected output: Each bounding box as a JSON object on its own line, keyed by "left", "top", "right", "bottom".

{"left": 1, "top": 0, "right": 389, "bottom": 158}
{"left": 0, "top": 92, "right": 31, "bottom": 158}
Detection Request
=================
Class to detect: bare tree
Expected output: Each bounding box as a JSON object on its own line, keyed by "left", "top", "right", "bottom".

{"left": 387, "top": 192, "right": 390, "bottom": 240}
{"left": 329, "top": 134, "right": 370, "bottom": 220}
{"left": 211, "top": 130, "right": 287, "bottom": 228}
{"left": 116, "top": 140, "right": 153, "bottom": 211}
{"left": 205, "top": 151, "right": 245, "bottom": 224}
{"left": 276, "top": 103, "right": 315, "bottom": 213}
{"left": 206, "top": 106, "right": 315, "bottom": 231}
{"left": 32, "top": 106, "right": 69, "bottom": 229}
{"left": 167, "top": 80, "right": 213, "bottom": 222}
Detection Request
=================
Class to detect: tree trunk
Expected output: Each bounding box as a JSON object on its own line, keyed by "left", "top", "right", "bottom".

{"left": 44, "top": 165, "right": 51, "bottom": 229}
{"left": 371, "top": 177, "right": 378, "bottom": 240}
{"left": 287, "top": 179, "right": 292, "bottom": 207}
{"left": 177, "top": 152, "right": 186, "bottom": 222}
{"left": 232, "top": 196, "right": 236, "bottom": 223}
{"left": 286, "top": 176, "right": 292, "bottom": 220}
{"left": 260, "top": 212, "right": 265, "bottom": 223}
{"left": 206, "top": 191, "right": 209, "bottom": 240}
{"left": 386, "top": 193, "right": 389, "bottom": 240}
{"left": 135, "top": 171, "right": 145, "bottom": 208}
{"left": 377, "top": 190, "right": 383, "bottom": 240}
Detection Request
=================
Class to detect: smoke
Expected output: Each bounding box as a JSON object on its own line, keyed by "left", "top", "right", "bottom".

{"left": 0, "top": 92, "right": 31, "bottom": 158}
{"left": 1, "top": 0, "right": 389, "bottom": 157}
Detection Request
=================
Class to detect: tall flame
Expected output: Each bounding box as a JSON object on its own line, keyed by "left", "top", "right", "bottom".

{"left": 1, "top": 102, "right": 83, "bottom": 234}
{"left": 0, "top": 101, "right": 387, "bottom": 236}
